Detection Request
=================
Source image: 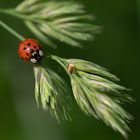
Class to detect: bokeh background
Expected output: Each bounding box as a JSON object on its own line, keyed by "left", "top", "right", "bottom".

{"left": 0, "top": 0, "right": 139, "bottom": 140}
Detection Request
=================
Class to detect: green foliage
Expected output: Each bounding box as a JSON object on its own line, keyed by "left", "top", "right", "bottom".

{"left": 15, "top": 0, "right": 100, "bottom": 48}
{"left": 33, "top": 66, "right": 72, "bottom": 121}
{"left": 51, "top": 55, "right": 134, "bottom": 138}
{"left": 0, "top": 0, "right": 100, "bottom": 48}
{"left": 0, "top": 0, "right": 134, "bottom": 138}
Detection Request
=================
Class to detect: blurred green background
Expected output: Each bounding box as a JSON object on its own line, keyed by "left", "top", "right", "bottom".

{"left": 0, "top": 0, "right": 139, "bottom": 140}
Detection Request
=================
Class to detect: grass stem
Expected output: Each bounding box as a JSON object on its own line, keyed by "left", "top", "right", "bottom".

{"left": 0, "top": 20, "right": 25, "bottom": 41}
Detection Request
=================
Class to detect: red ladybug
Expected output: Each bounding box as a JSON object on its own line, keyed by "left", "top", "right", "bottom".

{"left": 18, "top": 39, "right": 44, "bottom": 64}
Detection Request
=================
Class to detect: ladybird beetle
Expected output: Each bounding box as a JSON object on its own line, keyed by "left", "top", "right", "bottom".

{"left": 18, "top": 39, "right": 44, "bottom": 64}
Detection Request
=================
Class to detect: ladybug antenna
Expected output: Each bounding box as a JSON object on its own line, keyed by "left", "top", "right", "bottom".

{"left": 0, "top": 20, "right": 25, "bottom": 41}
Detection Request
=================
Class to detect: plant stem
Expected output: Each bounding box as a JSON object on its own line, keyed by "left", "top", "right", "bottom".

{"left": 0, "top": 20, "right": 25, "bottom": 41}
{"left": 51, "top": 55, "right": 69, "bottom": 72}
{"left": 0, "top": 8, "right": 30, "bottom": 20}
{"left": 0, "top": 8, "right": 46, "bottom": 24}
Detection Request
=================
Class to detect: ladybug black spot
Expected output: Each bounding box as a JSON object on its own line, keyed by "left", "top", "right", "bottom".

{"left": 25, "top": 57, "right": 28, "bottom": 61}
{"left": 26, "top": 53, "right": 29, "bottom": 56}
{"left": 34, "top": 46, "right": 36, "bottom": 48}
{"left": 27, "top": 43, "right": 31, "bottom": 46}
{"left": 23, "top": 47, "right": 26, "bottom": 50}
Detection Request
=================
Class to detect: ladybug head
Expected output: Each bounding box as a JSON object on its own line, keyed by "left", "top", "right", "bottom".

{"left": 18, "top": 39, "right": 44, "bottom": 64}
